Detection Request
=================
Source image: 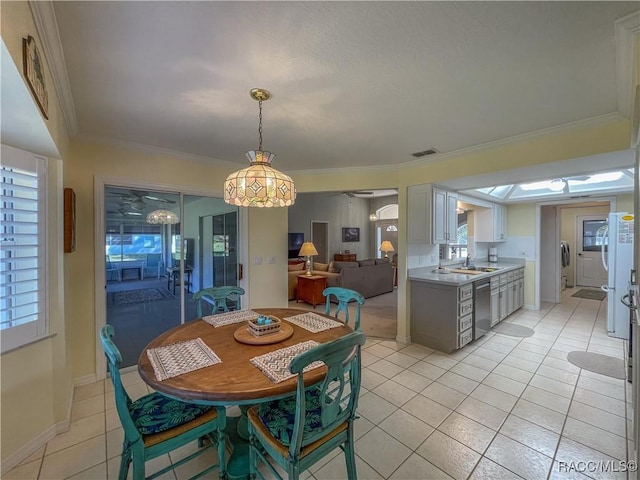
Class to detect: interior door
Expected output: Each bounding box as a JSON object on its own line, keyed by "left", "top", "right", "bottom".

{"left": 576, "top": 215, "right": 608, "bottom": 287}
{"left": 311, "top": 221, "right": 329, "bottom": 263}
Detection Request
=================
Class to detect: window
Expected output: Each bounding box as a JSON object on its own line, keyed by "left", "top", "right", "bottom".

{"left": 105, "top": 224, "right": 162, "bottom": 262}
{"left": 1, "top": 145, "right": 47, "bottom": 352}
{"left": 582, "top": 220, "right": 608, "bottom": 252}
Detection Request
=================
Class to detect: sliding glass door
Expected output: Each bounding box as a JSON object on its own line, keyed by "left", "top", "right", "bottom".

{"left": 104, "top": 187, "right": 238, "bottom": 368}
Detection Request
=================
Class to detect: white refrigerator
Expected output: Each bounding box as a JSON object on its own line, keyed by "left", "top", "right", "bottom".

{"left": 601, "top": 212, "right": 635, "bottom": 339}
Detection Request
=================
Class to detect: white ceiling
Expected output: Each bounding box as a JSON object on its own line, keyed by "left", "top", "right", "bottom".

{"left": 48, "top": 2, "right": 639, "bottom": 173}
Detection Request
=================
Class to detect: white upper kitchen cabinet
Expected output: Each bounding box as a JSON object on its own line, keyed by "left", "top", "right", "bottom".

{"left": 433, "top": 187, "right": 458, "bottom": 244}
{"left": 408, "top": 184, "right": 458, "bottom": 244}
{"left": 475, "top": 203, "right": 507, "bottom": 242}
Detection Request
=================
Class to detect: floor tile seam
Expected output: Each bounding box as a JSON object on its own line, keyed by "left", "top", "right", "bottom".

{"left": 564, "top": 409, "right": 628, "bottom": 440}
{"left": 43, "top": 429, "right": 108, "bottom": 460}
{"left": 568, "top": 397, "right": 628, "bottom": 421}
{"left": 533, "top": 368, "right": 579, "bottom": 387}
{"left": 484, "top": 431, "right": 556, "bottom": 479}
{"left": 553, "top": 368, "right": 628, "bottom": 468}
{"left": 72, "top": 389, "right": 106, "bottom": 405}
{"left": 352, "top": 448, "right": 395, "bottom": 480}
{"left": 409, "top": 425, "right": 480, "bottom": 479}
{"left": 432, "top": 421, "right": 499, "bottom": 457}
{"left": 465, "top": 453, "right": 526, "bottom": 480}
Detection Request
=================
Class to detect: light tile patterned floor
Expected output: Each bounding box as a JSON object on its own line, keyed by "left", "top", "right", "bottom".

{"left": 5, "top": 287, "right": 632, "bottom": 479}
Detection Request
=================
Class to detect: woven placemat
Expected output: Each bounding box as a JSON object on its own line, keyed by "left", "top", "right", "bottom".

{"left": 250, "top": 340, "right": 322, "bottom": 383}
{"left": 203, "top": 309, "right": 259, "bottom": 327}
{"left": 147, "top": 338, "right": 221, "bottom": 381}
{"left": 284, "top": 312, "right": 343, "bottom": 333}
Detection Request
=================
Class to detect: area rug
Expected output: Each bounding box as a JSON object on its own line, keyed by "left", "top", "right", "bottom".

{"left": 572, "top": 289, "right": 606, "bottom": 301}
{"left": 492, "top": 322, "right": 535, "bottom": 338}
{"left": 567, "top": 351, "right": 625, "bottom": 379}
{"left": 111, "top": 288, "right": 174, "bottom": 306}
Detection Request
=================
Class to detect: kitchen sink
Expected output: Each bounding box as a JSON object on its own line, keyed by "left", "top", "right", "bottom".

{"left": 449, "top": 266, "right": 503, "bottom": 275}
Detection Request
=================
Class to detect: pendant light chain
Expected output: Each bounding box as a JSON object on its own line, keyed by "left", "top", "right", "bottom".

{"left": 258, "top": 98, "right": 263, "bottom": 151}
{"left": 223, "top": 87, "right": 296, "bottom": 207}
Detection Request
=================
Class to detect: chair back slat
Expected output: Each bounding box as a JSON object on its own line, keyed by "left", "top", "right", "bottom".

{"left": 193, "top": 286, "right": 245, "bottom": 317}
{"left": 288, "top": 331, "right": 365, "bottom": 455}
{"left": 323, "top": 287, "right": 365, "bottom": 330}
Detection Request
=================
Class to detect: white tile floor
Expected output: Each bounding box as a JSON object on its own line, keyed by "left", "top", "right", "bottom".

{"left": 6, "top": 287, "right": 633, "bottom": 479}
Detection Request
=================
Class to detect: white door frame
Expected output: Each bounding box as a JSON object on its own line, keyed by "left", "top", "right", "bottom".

{"left": 94, "top": 176, "right": 248, "bottom": 380}
{"left": 535, "top": 196, "right": 615, "bottom": 311}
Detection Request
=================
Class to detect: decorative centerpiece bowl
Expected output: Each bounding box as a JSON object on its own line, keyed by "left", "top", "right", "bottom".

{"left": 248, "top": 315, "right": 282, "bottom": 336}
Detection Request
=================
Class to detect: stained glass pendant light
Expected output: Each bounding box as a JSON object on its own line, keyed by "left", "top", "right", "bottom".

{"left": 224, "top": 88, "right": 296, "bottom": 207}
{"left": 146, "top": 209, "right": 179, "bottom": 224}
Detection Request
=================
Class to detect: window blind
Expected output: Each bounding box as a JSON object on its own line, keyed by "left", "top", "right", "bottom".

{"left": 1, "top": 145, "right": 47, "bottom": 351}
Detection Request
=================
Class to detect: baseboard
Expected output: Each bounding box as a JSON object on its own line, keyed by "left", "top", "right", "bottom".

{"left": 1, "top": 374, "right": 95, "bottom": 474}
{"left": 396, "top": 334, "right": 410, "bottom": 344}
{"left": 1, "top": 424, "right": 57, "bottom": 475}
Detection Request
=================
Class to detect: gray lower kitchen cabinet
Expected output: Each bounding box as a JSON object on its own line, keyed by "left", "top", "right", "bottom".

{"left": 516, "top": 268, "right": 524, "bottom": 309}
{"left": 499, "top": 274, "right": 508, "bottom": 321}
{"left": 490, "top": 277, "right": 500, "bottom": 326}
{"left": 410, "top": 281, "right": 473, "bottom": 353}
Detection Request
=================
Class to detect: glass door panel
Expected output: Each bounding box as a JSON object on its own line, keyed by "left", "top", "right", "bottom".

{"left": 104, "top": 186, "right": 180, "bottom": 368}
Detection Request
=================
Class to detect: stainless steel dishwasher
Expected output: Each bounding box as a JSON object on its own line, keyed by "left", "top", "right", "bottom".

{"left": 474, "top": 278, "right": 491, "bottom": 339}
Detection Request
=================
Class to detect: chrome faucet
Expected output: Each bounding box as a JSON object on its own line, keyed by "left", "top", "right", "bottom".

{"left": 464, "top": 255, "right": 472, "bottom": 268}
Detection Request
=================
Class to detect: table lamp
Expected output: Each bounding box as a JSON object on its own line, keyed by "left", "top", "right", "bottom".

{"left": 298, "top": 242, "right": 318, "bottom": 276}
{"left": 380, "top": 240, "right": 395, "bottom": 258}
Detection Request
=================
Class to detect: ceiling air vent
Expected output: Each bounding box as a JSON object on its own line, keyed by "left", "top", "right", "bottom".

{"left": 411, "top": 148, "right": 439, "bottom": 158}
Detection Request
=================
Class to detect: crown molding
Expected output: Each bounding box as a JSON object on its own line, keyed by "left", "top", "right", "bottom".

{"left": 615, "top": 10, "right": 640, "bottom": 119}
{"left": 29, "top": 1, "right": 79, "bottom": 136}
{"left": 402, "top": 112, "right": 626, "bottom": 168}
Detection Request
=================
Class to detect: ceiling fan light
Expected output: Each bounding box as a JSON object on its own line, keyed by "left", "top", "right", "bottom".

{"left": 146, "top": 209, "right": 179, "bottom": 224}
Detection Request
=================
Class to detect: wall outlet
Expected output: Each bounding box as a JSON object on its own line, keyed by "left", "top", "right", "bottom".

{"left": 431, "top": 254, "right": 437, "bottom": 263}
{"left": 254, "top": 256, "right": 263, "bottom": 265}
{"left": 267, "top": 256, "right": 276, "bottom": 264}
{"left": 418, "top": 256, "right": 424, "bottom": 264}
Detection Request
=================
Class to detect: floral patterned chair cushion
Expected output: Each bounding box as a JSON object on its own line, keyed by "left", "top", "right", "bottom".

{"left": 129, "top": 392, "right": 212, "bottom": 435}
{"left": 257, "top": 388, "right": 323, "bottom": 446}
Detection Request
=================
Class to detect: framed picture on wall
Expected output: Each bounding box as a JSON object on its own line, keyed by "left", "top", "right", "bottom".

{"left": 64, "top": 188, "right": 76, "bottom": 253}
{"left": 342, "top": 227, "right": 360, "bottom": 242}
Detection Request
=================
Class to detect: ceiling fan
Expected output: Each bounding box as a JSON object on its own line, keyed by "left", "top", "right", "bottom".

{"left": 341, "top": 191, "right": 374, "bottom": 197}
{"left": 106, "top": 207, "right": 142, "bottom": 217}
{"left": 107, "top": 190, "right": 176, "bottom": 211}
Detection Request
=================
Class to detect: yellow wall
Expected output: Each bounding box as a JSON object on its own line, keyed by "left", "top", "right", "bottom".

{"left": 1, "top": 2, "right": 71, "bottom": 465}
{"left": 507, "top": 204, "right": 536, "bottom": 237}
{"left": 1, "top": 1, "right": 637, "bottom": 468}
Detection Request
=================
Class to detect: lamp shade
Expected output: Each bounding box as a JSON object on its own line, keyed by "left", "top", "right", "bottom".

{"left": 298, "top": 242, "right": 318, "bottom": 257}
{"left": 224, "top": 151, "right": 296, "bottom": 207}
{"left": 380, "top": 241, "right": 395, "bottom": 253}
{"left": 146, "top": 209, "right": 179, "bottom": 224}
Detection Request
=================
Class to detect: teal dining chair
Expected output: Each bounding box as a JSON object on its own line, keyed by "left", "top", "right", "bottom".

{"left": 194, "top": 286, "right": 245, "bottom": 317}
{"left": 323, "top": 286, "right": 365, "bottom": 330}
{"left": 99, "top": 325, "right": 227, "bottom": 480}
{"left": 247, "top": 330, "right": 366, "bottom": 480}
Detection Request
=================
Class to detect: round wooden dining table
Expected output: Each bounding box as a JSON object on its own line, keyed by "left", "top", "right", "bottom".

{"left": 137, "top": 307, "right": 353, "bottom": 479}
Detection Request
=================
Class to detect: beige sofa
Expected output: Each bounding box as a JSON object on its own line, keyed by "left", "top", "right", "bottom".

{"left": 288, "top": 259, "right": 394, "bottom": 300}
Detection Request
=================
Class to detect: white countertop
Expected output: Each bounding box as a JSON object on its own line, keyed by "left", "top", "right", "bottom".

{"left": 408, "top": 262, "right": 524, "bottom": 286}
